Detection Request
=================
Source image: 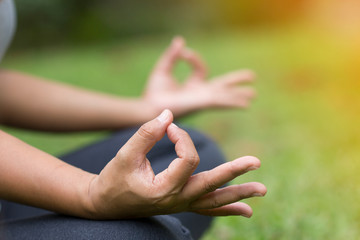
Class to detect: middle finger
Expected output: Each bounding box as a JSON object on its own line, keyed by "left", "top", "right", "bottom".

{"left": 181, "top": 156, "right": 261, "bottom": 200}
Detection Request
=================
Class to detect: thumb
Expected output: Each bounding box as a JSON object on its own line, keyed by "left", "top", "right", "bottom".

{"left": 122, "top": 109, "right": 173, "bottom": 157}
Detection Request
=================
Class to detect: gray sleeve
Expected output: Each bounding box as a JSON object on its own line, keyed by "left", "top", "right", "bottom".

{"left": 0, "top": 0, "right": 16, "bottom": 63}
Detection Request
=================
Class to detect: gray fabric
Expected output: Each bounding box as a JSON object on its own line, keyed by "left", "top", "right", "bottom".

{"left": 0, "top": 0, "right": 16, "bottom": 63}
{"left": 2, "top": 214, "right": 193, "bottom": 240}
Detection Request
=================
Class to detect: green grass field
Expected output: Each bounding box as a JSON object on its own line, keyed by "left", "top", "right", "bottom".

{"left": 2, "top": 28, "right": 360, "bottom": 239}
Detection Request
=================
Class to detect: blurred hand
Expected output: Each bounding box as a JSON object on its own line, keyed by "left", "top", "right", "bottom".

{"left": 86, "top": 109, "right": 266, "bottom": 219}
{"left": 144, "top": 37, "right": 256, "bottom": 117}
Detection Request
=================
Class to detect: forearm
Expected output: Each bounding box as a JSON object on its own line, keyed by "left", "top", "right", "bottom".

{"left": 0, "top": 130, "right": 95, "bottom": 217}
{"left": 0, "top": 70, "right": 158, "bottom": 131}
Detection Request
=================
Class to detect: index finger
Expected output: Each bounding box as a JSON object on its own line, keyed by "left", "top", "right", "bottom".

{"left": 180, "top": 48, "right": 208, "bottom": 81}
{"left": 155, "top": 123, "right": 200, "bottom": 192}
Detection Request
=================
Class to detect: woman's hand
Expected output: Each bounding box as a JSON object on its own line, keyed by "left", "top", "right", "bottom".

{"left": 144, "top": 37, "right": 256, "bottom": 118}
{"left": 86, "top": 110, "right": 266, "bottom": 219}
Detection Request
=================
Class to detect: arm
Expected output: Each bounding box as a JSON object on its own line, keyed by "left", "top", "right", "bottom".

{"left": 0, "top": 70, "right": 158, "bottom": 131}
{"left": 0, "top": 110, "right": 266, "bottom": 219}
{"left": 0, "top": 129, "right": 95, "bottom": 217}
{"left": 0, "top": 37, "right": 255, "bottom": 131}
{"left": 144, "top": 37, "right": 256, "bottom": 117}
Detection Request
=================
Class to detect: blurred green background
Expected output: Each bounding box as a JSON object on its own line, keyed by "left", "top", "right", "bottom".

{"left": 2, "top": 0, "right": 360, "bottom": 239}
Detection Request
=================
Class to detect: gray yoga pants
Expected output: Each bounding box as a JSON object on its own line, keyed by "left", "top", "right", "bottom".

{"left": 0, "top": 126, "right": 226, "bottom": 240}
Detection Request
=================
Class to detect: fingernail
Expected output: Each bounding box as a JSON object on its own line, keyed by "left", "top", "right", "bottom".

{"left": 170, "top": 123, "right": 179, "bottom": 128}
{"left": 172, "top": 36, "right": 185, "bottom": 46}
{"left": 252, "top": 193, "right": 264, "bottom": 197}
{"left": 240, "top": 213, "right": 251, "bottom": 218}
{"left": 157, "top": 109, "right": 170, "bottom": 123}
{"left": 246, "top": 166, "right": 259, "bottom": 171}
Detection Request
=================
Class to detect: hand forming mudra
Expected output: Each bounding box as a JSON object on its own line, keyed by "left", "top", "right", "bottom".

{"left": 144, "top": 37, "right": 256, "bottom": 117}
{"left": 87, "top": 109, "right": 266, "bottom": 219}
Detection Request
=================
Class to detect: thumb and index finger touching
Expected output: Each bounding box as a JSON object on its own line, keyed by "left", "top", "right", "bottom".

{"left": 121, "top": 109, "right": 173, "bottom": 165}
{"left": 155, "top": 121, "right": 200, "bottom": 192}
{"left": 154, "top": 36, "right": 208, "bottom": 81}
{"left": 120, "top": 109, "right": 199, "bottom": 185}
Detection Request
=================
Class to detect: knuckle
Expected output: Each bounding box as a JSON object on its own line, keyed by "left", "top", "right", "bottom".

{"left": 182, "top": 130, "right": 191, "bottom": 138}
{"left": 177, "top": 129, "right": 190, "bottom": 139}
{"left": 228, "top": 161, "right": 242, "bottom": 178}
{"left": 203, "top": 181, "right": 218, "bottom": 193}
{"left": 137, "top": 123, "right": 156, "bottom": 141}
{"left": 211, "top": 197, "right": 222, "bottom": 209}
{"left": 184, "top": 153, "right": 200, "bottom": 169}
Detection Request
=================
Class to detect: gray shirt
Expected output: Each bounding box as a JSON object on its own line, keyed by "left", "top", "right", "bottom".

{"left": 0, "top": 0, "right": 16, "bottom": 63}
{"left": 0, "top": 0, "right": 15, "bottom": 215}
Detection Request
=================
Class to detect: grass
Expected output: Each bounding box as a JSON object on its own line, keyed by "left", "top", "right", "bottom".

{"left": 2, "top": 26, "right": 360, "bottom": 239}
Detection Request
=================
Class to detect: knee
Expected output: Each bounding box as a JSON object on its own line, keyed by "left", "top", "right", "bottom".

{"left": 3, "top": 214, "right": 192, "bottom": 240}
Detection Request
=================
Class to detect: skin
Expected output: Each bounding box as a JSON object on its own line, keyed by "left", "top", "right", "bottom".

{"left": 0, "top": 37, "right": 266, "bottom": 219}
{"left": 145, "top": 37, "right": 256, "bottom": 116}
{"left": 0, "top": 37, "right": 256, "bottom": 131}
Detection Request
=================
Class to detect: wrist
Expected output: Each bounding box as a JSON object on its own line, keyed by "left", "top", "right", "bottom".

{"left": 77, "top": 172, "right": 100, "bottom": 219}
{"left": 143, "top": 90, "right": 211, "bottom": 118}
